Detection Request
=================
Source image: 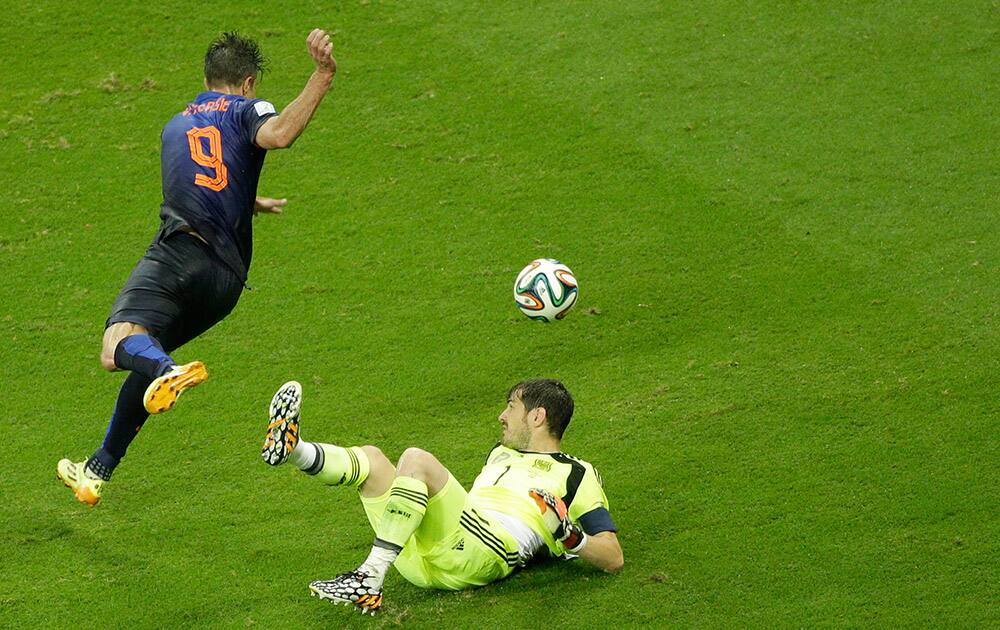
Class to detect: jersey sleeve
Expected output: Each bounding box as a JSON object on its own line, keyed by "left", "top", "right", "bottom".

{"left": 569, "top": 465, "right": 617, "bottom": 535}
{"left": 578, "top": 506, "right": 617, "bottom": 535}
{"left": 568, "top": 465, "right": 612, "bottom": 523}
{"left": 240, "top": 99, "right": 279, "bottom": 146}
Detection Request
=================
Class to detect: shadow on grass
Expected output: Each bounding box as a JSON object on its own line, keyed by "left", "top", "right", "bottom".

{"left": 292, "top": 557, "right": 621, "bottom": 628}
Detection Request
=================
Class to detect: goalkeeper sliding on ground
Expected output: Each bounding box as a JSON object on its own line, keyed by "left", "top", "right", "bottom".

{"left": 261, "top": 378, "right": 623, "bottom": 614}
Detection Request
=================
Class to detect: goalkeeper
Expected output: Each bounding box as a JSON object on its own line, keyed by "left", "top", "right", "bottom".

{"left": 261, "top": 378, "right": 623, "bottom": 614}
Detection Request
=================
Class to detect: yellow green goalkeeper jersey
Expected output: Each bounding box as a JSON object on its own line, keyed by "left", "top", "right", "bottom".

{"left": 468, "top": 443, "right": 616, "bottom": 559}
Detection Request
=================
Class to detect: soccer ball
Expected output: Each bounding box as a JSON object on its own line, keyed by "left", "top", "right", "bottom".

{"left": 513, "top": 258, "right": 578, "bottom": 322}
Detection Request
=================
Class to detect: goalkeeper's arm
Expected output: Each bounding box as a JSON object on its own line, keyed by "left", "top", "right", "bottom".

{"left": 530, "top": 488, "right": 624, "bottom": 573}
{"left": 577, "top": 531, "right": 623, "bottom": 573}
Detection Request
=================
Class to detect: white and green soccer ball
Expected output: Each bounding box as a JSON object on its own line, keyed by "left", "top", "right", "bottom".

{"left": 513, "top": 258, "right": 578, "bottom": 322}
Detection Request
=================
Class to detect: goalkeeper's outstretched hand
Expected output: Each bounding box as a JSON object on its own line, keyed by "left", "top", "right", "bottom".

{"left": 529, "top": 488, "right": 587, "bottom": 553}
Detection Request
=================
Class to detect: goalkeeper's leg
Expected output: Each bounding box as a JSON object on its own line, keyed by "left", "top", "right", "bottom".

{"left": 309, "top": 448, "right": 453, "bottom": 614}
{"left": 260, "top": 381, "right": 395, "bottom": 494}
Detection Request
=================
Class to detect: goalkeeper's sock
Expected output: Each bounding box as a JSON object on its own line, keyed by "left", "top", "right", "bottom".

{"left": 290, "top": 441, "right": 369, "bottom": 487}
{"left": 374, "top": 476, "right": 428, "bottom": 547}
{"left": 358, "top": 543, "right": 399, "bottom": 588}
{"left": 113, "top": 334, "right": 175, "bottom": 380}
{"left": 360, "top": 476, "right": 428, "bottom": 585}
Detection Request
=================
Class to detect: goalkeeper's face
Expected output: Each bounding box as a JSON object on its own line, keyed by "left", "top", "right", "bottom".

{"left": 498, "top": 393, "right": 533, "bottom": 450}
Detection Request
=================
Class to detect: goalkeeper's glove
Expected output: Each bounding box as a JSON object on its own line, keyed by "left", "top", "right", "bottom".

{"left": 529, "top": 488, "right": 588, "bottom": 553}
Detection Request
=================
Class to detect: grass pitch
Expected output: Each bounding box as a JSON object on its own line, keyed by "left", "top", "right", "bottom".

{"left": 1, "top": 1, "right": 997, "bottom": 627}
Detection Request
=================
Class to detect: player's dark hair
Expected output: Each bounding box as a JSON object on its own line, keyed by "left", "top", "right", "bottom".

{"left": 204, "top": 32, "right": 267, "bottom": 88}
{"left": 509, "top": 379, "right": 574, "bottom": 440}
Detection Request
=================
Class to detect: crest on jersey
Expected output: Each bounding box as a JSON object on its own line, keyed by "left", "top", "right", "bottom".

{"left": 532, "top": 459, "right": 552, "bottom": 472}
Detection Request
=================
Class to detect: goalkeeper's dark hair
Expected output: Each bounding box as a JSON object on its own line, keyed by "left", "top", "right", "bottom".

{"left": 509, "top": 379, "right": 574, "bottom": 439}
{"left": 204, "top": 31, "right": 267, "bottom": 88}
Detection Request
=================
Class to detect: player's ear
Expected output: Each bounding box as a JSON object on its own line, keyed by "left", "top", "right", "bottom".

{"left": 242, "top": 75, "right": 256, "bottom": 96}
{"left": 531, "top": 407, "right": 547, "bottom": 429}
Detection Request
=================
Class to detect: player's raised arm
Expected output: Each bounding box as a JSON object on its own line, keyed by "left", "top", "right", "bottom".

{"left": 255, "top": 28, "right": 337, "bottom": 150}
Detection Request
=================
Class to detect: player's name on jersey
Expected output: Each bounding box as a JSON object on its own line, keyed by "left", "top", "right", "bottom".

{"left": 182, "top": 96, "right": 231, "bottom": 117}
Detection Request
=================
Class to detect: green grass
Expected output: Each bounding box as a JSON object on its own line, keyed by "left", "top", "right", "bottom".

{"left": 1, "top": 0, "right": 998, "bottom": 627}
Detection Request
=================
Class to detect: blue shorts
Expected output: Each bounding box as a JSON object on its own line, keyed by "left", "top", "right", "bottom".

{"left": 106, "top": 231, "right": 243, "bottom": 352}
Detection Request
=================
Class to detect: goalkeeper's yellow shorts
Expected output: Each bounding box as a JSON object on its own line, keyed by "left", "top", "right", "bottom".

{"left": 361, "top": 474, "right": 520, "bottom": 590}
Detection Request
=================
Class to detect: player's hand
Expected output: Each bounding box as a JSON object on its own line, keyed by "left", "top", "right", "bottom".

{"left": 254, "top": 197, "right": 287, "bottom": 215}
{"left": 529, "top": 488, "right": 587, "bottom": 553}
{"left": 307, "top": 28, "right": 337, "bottom": 76}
